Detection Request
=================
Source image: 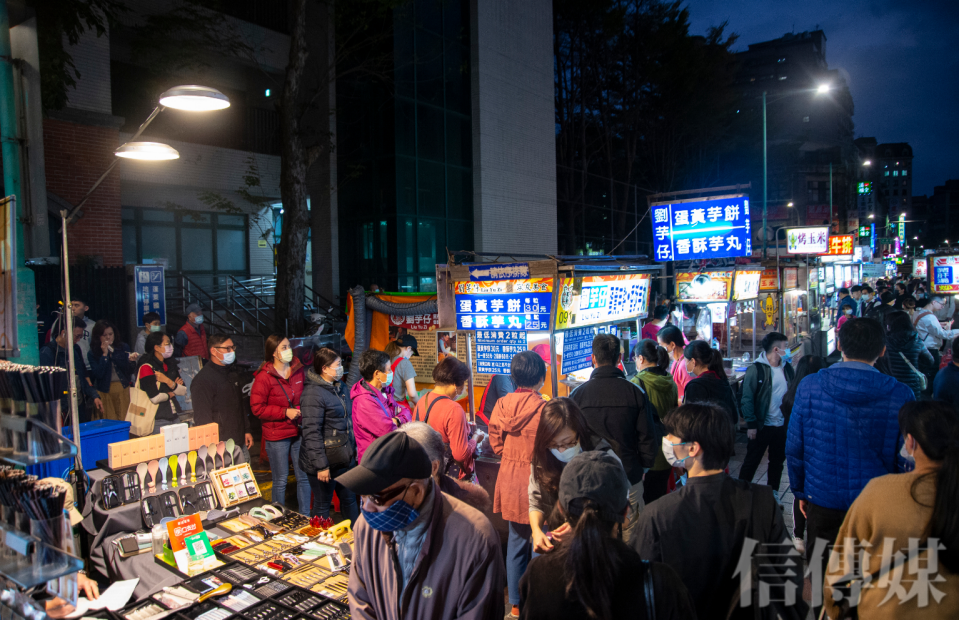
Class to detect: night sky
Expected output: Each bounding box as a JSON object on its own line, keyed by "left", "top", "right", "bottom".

{"left": 683, "top": 0, "right": 959, "bottom": 198}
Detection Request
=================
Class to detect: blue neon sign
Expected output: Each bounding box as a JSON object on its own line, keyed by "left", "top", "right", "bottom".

{"left": 651, "top": 196, "right": 751, "bottom": 262}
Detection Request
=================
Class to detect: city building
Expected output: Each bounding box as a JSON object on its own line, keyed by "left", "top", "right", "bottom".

{"left": 929, "top": 180, "right": 959, "bottom": 248}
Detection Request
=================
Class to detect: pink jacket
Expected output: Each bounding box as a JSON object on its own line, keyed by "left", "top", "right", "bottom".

{"left": 350, "top": 379, "right": 411, "bottom": 463}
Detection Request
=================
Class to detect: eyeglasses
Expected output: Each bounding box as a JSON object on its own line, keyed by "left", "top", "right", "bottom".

{"left": 550, "top": 435, "right": 579, "bottom": 451}
{"left": 214, "top": 345, "right": 236, "bottom": 352}
{"left": 364, "top": 482, "right": 411, "bottom": 506}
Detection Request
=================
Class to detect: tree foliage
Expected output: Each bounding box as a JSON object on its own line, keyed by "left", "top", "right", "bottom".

{"left": 554, "top": 0, "right": 742, "bottom": 255}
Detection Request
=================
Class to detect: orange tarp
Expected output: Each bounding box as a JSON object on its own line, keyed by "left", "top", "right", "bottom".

{"left": 344, "top": 293, "right": 436, "bottom": 353}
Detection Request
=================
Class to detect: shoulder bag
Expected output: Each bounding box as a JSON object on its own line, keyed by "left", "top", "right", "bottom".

{"left": 319, "top": 385, "right": 353, "bottom": 468}
{"left": 126, "top": 372, "right": 159, "bottom": 437}
{"left": 897, "top": 352, "right": 928, "bottom": 392}
{"left": 419, "top": 395, "right": 464, "bottom": 478}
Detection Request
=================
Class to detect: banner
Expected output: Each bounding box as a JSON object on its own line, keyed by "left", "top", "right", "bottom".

{"left": 555, "top": 274, "right": 650, "bottom": 331}
{"left": 675, "top": 271, "right": 733, "bottom": 302}
{"left": 651, "top": 196, "right": 751, "bottom": 261}
{"left": 455, "top": 278, "right": 552, "bottom": 331}
{"left": 759, "top": 268, "right": 780, "bottom": 291}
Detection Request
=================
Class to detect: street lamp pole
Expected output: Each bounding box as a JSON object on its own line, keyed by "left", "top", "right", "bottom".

{"left": 762, "top": 91, "right": 767, "bottom": 259}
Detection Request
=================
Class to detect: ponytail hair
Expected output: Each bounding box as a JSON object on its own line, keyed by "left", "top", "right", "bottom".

{"left": 657, "top": 325, "right": 685, "bottom": 350}
{"left": 632, "top": 338, "right": 669, "bottom": 372}
{"left": 684, "top": 340, "right": 724, "bottom": 377}
{"left": 899, "top": 400, "right": 959, "bottom": 573}
{"left": 384, "top": 340, "right": 403, "bottom": 360}
{"left": 561, "top": 497, "right": 626, "bottom": 620}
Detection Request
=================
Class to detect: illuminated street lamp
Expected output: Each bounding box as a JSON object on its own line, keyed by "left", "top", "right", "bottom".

{"left": 863, "top": 160, "right": 871, "bottom": 166}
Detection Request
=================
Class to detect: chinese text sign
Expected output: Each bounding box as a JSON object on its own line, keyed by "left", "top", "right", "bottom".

{"left": 651, "top": 196, "right": 751, "bottom": 262}
{"left": 555, "top": 274, "right": 650, "bottom": 330}
{"left": 455, "top": 279, "right": 552, "bottom": 331}
{"left": 786, "top": 227, "right": 829, "bottom": 254}
{"left": 476, "top": 330, "right": 528, "bottom": 374}
{"left": 561, "top": 328, "right": 594, "bottom": 374}
{"left": 932, "top": 256, "right": 959, "bottom": 294}
{"left": 134, "top": 265, "right": 166, "bottom": 326}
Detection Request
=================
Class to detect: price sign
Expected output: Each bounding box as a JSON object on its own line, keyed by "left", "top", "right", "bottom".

{"left": 931, "top": 256, "right": 959, "bottom": 294}
{"left": 454, "top": 278, "right": 552, "bottom": 331}
{"left": 476, "top": 330, "right": 528, "bottom": 374}
{"left": 561, "top": 328, "right": 594, "bottom": 374}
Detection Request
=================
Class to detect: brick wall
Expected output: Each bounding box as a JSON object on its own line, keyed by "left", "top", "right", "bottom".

{"left": 43, "top": 118, "right": 123, "bottom": 265}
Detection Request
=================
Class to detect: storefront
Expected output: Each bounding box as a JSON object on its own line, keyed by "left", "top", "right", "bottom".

{"left": 673, "top": 267, "right": 761, "bottom": 360}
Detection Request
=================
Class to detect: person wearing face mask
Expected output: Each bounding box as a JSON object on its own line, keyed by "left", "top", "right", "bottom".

{"left": 629, "top": 339, "right": 677, "bottom": 504}
{"left": 135, "top": 312, "right": 163, "bottom": 356}
{"left": 299, "top": 347, "right": 358, "bottom": 521}
{"left": 350, "top": 349, "right": 411, "bottom": 463}
{"left": 384, "top": 334, "right": 421, "bottom": 416}
{"left": 883, "top": 310, "right": 934, "bottom": 399}
{"left": 823, "top": 400, "right": 959, "bottom": 620}
{"left": 413, "top": 356, "right": 484, "bottom": 481}
{"left": 174, "top": 303, "right": 209, "bottom": 359}
{"left": 136, "top": 331, "right": 186, "bottom": 435}
{"left": 657, "top": 325, "right": 691, "bottom": 403}
{"left": 738, "top": 332, "right": 795, "bottom": 502}
{"left": 837, "top": 303, "right": 856, "bottom": 331}
{"left": 630, "top": 403, "right": 805, "bottom": 620}
{"left": 190, "top": 334, "right": 254, "bottom": 460}
{"left": 88, "top": 319, "right": 137, "bottom": 421}
{"left": 251, "top": 334, "right": 309, "bottom": 514}
{"left": 527, "top": 398, "right": 617, "bottom": 555}
{"left": 341, "top": 432, "right": 505, "bottom": 620}
{"left": 914, "top": 296, "right": 959, "bottom": 389}
{"left": 682, "top": 340, "right": 739, "bottom": 426}
{"left": 859, "top": 285, "right": 877, "bottom": 316}
{"left": 488, "top": 350, "right": 548, "bottom": 619}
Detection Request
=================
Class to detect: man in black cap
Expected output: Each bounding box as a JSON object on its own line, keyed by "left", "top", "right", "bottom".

{"left": 341, "top": 432, "right": 505, "bottom": 620}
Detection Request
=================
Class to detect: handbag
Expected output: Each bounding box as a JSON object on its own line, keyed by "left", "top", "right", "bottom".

{"left": 898, "top": 352, "right": 928, "bottom": 392}
{"left": 126, "top": 377, "right": 159, "bottom": 437}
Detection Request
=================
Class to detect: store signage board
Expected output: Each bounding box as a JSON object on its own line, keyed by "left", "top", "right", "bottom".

{"left": 786, "top": 227, "right": 829, "bottom": 254}
{"left": 931, "top": 256, "right": 959, "bottom": 294}
{"left": 468, "top": 263, "right": 529, "bottom": 282}
{"left": 760, "top": 268, "right": 780, "bottom": 291}
{"left": 476, "top": 330, "right": 528, "bottom": 374}
{"left": 561, "top": 327, "right": 594, "bottom": 374}
{"left": 853, "top": 246, "right": 863, "bottom": 263}
{"left": 824, "top": 235, "right": 854, "bottom": 256}
{"left": 455, "top": 279, "right": 552, "bottom": 331}
{"left": 676, "top": 271, "right": 733, "bottom": 302}
{"left": 914, "top": 259, "right": 927, "bottom": 277}
{"left": 861, "top": 263, "right": 885, "bottom": 280}
{"left": 808, "top": 267, "right": 820, "bottom": 293}
{"left": 555, "top": 274, "right": 650, "bottom": 331}
{"left": 784, "top": 268, "right": 799, "bottom": 290}
{"left": 389, "top": 313, "right": 438, "bottom": 331}
{"left": 733, "top": 270, "right": 762, "bottom": 301}
{"left": 650, "top": 196, "right": 750, "bottom": 261}
{"left": 135, "top": 265, "right": 166, "bottom": 326}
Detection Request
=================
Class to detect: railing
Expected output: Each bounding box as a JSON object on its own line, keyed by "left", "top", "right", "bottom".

{"left": 224, "top": 276, "right": 276, "bottom": 335}
{"left": 167, "top": 273, "right": 254, "bottom": 336}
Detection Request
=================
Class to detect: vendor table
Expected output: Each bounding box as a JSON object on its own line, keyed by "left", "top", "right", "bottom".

{"left": 84, "top": 468, "right": 271, "bottom": 600}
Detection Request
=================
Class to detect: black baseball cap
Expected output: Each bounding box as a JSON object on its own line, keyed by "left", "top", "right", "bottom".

{"left": 396, "top": 334, "right": 420, "bottom": 356}
{"left": 558, "top": 451, "right": 630, "bottom": 522}
{"left": 336, "top": 433, "right": 431, "bottom": 495}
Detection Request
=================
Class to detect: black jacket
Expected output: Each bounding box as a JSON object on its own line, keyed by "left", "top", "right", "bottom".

{"left": 298, "top": 369, "right": 355, "bottom": 474}
{"left": 569, "top": 365, "right": 661, "bottom": 484}
{"left": 684, "top": 371, "right": 740, "bottom": 424}
{"left": 190, "top": 362, "right": 251, "bottom": 444}
{"left": 520, "top": 538, "right": 695, "bottom": 620}
{"left": 136, "top": 354, "right": 182, "bottom": 421}
{"left": 885, "top": 330, "right": 934, "bottom": 398}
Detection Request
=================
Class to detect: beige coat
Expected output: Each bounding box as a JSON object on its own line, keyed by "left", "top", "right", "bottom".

{"left": 824, "top": 471, "right": 959, "bottom": 619}
{"left": 348, "top": 488, "right": 505, "bottom": 620}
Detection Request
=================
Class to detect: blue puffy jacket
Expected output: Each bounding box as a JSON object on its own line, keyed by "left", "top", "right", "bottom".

{"left": 785, "top": 361, "right": 914, "bottom": 511}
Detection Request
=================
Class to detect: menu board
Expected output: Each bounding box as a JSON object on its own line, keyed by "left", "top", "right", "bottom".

{"left": 784, "top": 268, "right": 799, "bottom": 290}
{"left": 760, "top": 268, "right": 780, "bottom": 291}
{"left": 476, "top": 330, "right": 528, "bottom": 375}
{"left": 787, "top": 227, "right": 829, "bottom": 254}
{"left": 914, "top": 258, "right": 928, "bottom": 278}
{"left": 555, "top": 274, "right": 650, "bottom": 331}
{"left": 561, "top": 327, "right": 594, "bottom": 375}
{"left": 809, "top": 267, "right": 820, "bottom": 294}
{"left": 931, "top": 256, "right": 959, "bottom": 294}
{"left": 733, "top": 270, "right": 762, "bottom": 301}
{"left": 676, "top": 271, "right": 733, "bottom": 302}
{"left": 454, "top": 278, "right": 552, "bottom": 331}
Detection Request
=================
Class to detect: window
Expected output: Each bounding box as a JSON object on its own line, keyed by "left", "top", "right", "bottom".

{"left": 902, "top": 170, "right": 908, "bottom": 176}
{"left": 893, "top": 171, "right": 899, "bottom": 176}
{"left": 122, "top": 207, "right": 248, "bottom": 274}
{"left": 893, "top": 190, "right": 899, "bottom": 196}
{"left": 884, "top": 171, "right": 890, "bottom": 177}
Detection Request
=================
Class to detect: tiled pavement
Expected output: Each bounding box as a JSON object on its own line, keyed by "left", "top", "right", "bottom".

{"left": 727, "top": 428, "right": 800, "bottom": 539}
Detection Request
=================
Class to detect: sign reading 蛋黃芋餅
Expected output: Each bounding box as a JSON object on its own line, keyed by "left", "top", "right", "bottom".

{"left": 555, "top": 274, "right": 651, "bottom": 331}
{"left": 561, "top": 328, "right": 593, "bottom": 374}
{"left": 475, "top": 330, "right": 528, "bottom": 374}
{"left": 468, "top": 263, "right": 530, "bottom": 281}
{"left": 675, "top": 271, "right": 733, "bottom": 302}
{"left": 931, "top": 256, "right": 959, "bottom": 294}
{"left": 786, "top": 227, "right": 829, "bottom": 254}
{"left": 135, "top": 265, "right": 166, "bottom": 326}
{"left": 650, "top": 196, "right": 750, "bottom": 261}
{"left": 455, "top": 279, "right": 552, "bottom": 331}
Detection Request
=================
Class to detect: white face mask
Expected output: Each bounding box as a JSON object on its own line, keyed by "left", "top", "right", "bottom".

{"left": 162, "top": 344, "right": 174, "bottom": 359}
{"left": 900, "top": 441, "right": 915, "bottom": 464}
{"left": 222, "top": 351, "right": 236, "bottom": 365}
{"left": 333, "top": 365, "right": 345, "bottom": 380}
{"left": 193, "top": 315, "right": 204, "bottom": 325}
{"left": 550, "top": 442, "right": 582, "bottom": 463}
{"left": 278, "top": 349, "right": 293, "bottom": 363}
{"left": 662, "top": 437, "right": 690, "bottom": 467}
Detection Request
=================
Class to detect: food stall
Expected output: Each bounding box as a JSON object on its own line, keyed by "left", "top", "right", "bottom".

{"left": 755, "top": 268, "right": 783, "bottom": 343}
{"left": 672, "top": 267, "right": 760, "bottom": 360}
{"left": 781, "top": 265, "right": 810, "bottom": 347}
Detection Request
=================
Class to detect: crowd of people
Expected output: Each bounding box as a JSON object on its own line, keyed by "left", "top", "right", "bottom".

{"left": 41, "top": 271, "right": 959, "bottom": 618}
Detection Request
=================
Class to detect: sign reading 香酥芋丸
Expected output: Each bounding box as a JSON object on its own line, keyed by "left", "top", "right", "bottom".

{"left": 454, "top": 278, "right": 552, "bottom": 331}
{"left": 475, "top": 330, "right": 528, "bottom": 374}
{"left": 786, "top": 227, "right": 829, "bottom": 254}
{"left": 555, "top": 274, "right": 650, "bottom": 331}
{"left": 651, "top": 196, "right": 751, "bottom": 261}
{"left": 468, "top": 263, "right": 530, "bottom": 282}
{"left": 931, "top": 256, "right": 959, "bottom": 294}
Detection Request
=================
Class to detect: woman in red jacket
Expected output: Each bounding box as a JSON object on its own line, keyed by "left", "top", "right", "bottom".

{"left": 251, "top": 334, "right": 309, "bottom": 514}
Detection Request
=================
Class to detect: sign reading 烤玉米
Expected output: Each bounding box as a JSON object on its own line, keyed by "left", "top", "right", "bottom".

{"left": 651, "top": 196, "right": 751, "bottom": 262}
{"left": 786, "top": 227, "right": 829, "bottom": 254}
{"left": 468, "top": 263, "right": 530, "bottom": 282}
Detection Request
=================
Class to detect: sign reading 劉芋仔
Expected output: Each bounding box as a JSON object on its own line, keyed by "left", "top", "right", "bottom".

{"left": 651, "top": 196, "right": 751, "bottom": 261}
{"left": 135, "top": 265, "right": 166, "bottom": 326}
{"left": 561, "top": 328, "right": 594, "bottom": 375}
{"left": 455, "top": 279, "right": 553, "bottom": 331}
{"left": 476, "top": 330, "right": 528, "bottom": 374}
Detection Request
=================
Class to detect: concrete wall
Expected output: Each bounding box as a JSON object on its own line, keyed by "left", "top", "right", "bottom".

{"left": 470, "top": 0, "right": 557, "bottom": 255}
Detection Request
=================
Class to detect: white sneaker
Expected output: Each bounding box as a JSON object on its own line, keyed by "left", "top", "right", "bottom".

{"left": 794, "top": 538, "right": 806, "bottom": 555}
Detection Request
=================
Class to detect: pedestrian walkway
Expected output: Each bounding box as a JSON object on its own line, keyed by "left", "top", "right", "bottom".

{"left": 727, "top": 429, "right": 797, "bottom": 536}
